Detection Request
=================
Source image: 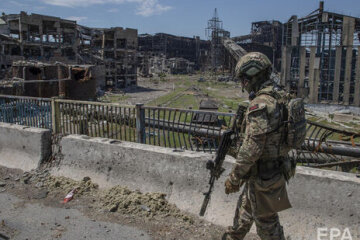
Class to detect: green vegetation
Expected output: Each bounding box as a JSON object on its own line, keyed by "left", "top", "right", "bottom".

{"left": 99, "top": 94, "right": 129, "bottom": 103}
{"left": 169, "top": 94, "right": 199, "bottom": 109}
{"left": 147, "top": 74, "right": 245, "bottom": 112}
{"left": 147, "top": 87, "right": 186, "bottom": 107}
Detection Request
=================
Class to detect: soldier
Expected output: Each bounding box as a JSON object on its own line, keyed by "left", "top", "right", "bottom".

{"left": 223, "top": 52, "right": 294, "bottom": 240}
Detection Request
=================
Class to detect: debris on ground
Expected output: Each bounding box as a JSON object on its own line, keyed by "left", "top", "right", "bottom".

{"left": 41, "top": 176, "right": 194, "bottom": 223}
{"left": 63, "top": 188, "right": 77, "bottom": 203}
{"left": 32, "top": 189, "right": 49, "bottom": 199}
{"left": 0, "top": 219, "right": 17, "bottom": 240}
{"left": 19, "top": 169, "right": 50, "bottom": 185}
{"left": 100, "top": 186, "right": 194, "bottom": 223}
{"left": 44, "top": 176, "right": 98, "bottom": 197}
{"left": 0, "top": 166, "right": 232, "bottom": 240}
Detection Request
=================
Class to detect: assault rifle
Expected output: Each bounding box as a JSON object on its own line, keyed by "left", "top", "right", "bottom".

{"left": 199, "top": 104, "right": 247, "bottom": 216}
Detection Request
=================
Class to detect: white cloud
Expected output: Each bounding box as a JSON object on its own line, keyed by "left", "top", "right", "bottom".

{"left": 65, "top": 16, "right": 88, "bottom": 22}
{"left": 41, "top": 0, "right": 172, "bottom": 16}
{"left": 107, "top": 8, "right": 119, "bottom": 13}
{"left": 135, "top": 0, "right": 172, "bottom": 17}
{"left": 41, "top": 0, "right": 125, "bottom": 8}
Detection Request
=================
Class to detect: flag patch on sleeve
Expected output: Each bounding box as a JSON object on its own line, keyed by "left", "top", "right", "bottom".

{"left": 249, "top": 104, "right": 259, "bottom": 111}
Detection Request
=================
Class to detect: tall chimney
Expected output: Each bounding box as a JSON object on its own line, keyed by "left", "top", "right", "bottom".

{"left": 319, "top": 1, "right": 324, "bottom": 13}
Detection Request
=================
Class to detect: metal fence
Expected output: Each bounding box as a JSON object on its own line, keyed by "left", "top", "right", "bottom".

{"left": 55, "top": 100, "right": 137, "bottom": 142}
{"left": 143, "top": 106, "right": 235, "bottom": 153}
{"left": 0, "top": 95, "right": 233, "bottom": 152}
{"left": 294, "top": 120, "right": 360, "bottom": 171}
{"left": 0, "top": 94, "right": 359, "bottom": 171}
{"left": 0, "top": 95, "right": 52, "bottom": 129}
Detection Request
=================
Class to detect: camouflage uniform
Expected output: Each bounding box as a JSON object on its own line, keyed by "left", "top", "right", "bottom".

{"left": 224, "top": 53, "right": 292, "bottom": 240}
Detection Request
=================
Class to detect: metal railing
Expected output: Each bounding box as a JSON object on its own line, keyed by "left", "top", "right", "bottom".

{"left": 142, "top": 106, "right": 235, "bottom": 153}
{"left": 0, "top": 94, "right": 359, "bottom": 172}
{"left": 0, "top": 94, "right": 236, "bottom": 153}
{"left": 294, "top": 120, "right": 360, "bottom": 171}
{"left": 0, "top": 95, "right": 52, "bottom": 129}
{"left": 54, "top": 99, "right": 136, "bottom": 142}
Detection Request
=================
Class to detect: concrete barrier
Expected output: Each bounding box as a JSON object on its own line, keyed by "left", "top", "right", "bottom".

{"left": 54, "top": 135, "right": 360, "bottom": 239}
{"left": 0, "top": 123, "right": 52, "bottom": 171}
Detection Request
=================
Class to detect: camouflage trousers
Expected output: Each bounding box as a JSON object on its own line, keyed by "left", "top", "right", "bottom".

{"left": 223, "top": 183, "right": 285, "bottom": 240}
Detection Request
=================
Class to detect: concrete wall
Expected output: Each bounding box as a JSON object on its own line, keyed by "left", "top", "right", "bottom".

{"left": 0, "top": 123, "right": 51, "bottom": 171}
{"left": 54, "top": 135, "right": 360, "bottom": 240}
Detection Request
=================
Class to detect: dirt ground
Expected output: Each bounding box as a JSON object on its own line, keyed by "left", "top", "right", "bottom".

{"left": 0, "top": 166, "right": 260, "bottom": 240}
{"left": 100, "top": 74, "right": 248, "bottom": 110}
{"left": 99, "top": 76, "right": 176, "bottom": 105}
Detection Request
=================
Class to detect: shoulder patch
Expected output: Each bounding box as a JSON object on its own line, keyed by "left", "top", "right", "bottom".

{"left": 249, "top": 104, "right": 259, "bottom": 111}
{"left": 248, "top": 101, "right": 266, "bottom": 114}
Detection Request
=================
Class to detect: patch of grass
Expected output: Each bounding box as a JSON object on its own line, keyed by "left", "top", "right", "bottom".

{"left": 99, "top": 94, "right": 129, "bottom": 103}
{"left": 147, "top": 87, "right": 186, "bottom": 107}
{"left": 168, "top": 94, "right": 199, "bottom": 109}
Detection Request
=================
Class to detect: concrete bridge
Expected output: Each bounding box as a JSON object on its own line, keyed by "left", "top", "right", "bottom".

{"left": 0, "top": 122, "right": 359, "bottom": 239}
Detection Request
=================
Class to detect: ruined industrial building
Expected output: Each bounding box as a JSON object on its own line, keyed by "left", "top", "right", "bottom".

{"left": 0, "top": 1, "right": 360, "bottom": 106}
{"left": 281, "top": 2, "right": 360, "bottom": 106}
{"left": 0, "top": 12, "right": 138, "bottom": 92}
{"left": 0, "top": 2, "right": 359, "bottom": 240}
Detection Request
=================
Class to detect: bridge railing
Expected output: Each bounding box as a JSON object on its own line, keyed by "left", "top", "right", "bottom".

{"left": 0, "top": 95, "right": 234, "bottom": 152}
{"left": 142, "top": 105, "right": 235, "bottom": 153}
{"left": 0, "top": 95, "right": 52, "bottom": 129}
{"left": 0, "top": 94, "right": 359, "bottom": 171}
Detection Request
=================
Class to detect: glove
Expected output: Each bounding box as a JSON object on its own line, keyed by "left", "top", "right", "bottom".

{"left": 225, "top": 178, "right": 240, "bottom": 194}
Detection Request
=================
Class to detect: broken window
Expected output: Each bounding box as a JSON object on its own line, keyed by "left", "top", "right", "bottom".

{"left": 116, "top": 39, "right": 127, "bottom": 48}
{"left": 28, "top": 67, "right": 42, "bottom": 75}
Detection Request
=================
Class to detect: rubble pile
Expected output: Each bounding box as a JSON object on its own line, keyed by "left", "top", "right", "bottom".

{"left": 26, "top": 174, "right": 193, "bottom": 223}
{"left": 101, "top": 186, "right": 193, "bottom": 223}
{"left": 44, "top": 176, "right": 99, "bottom": 196}
{"left": 1, "top": 169, "right": 194, "bottom": 223}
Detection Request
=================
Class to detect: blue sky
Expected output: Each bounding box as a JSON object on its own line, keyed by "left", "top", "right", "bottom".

{"left": 1, "top": 0, "right": 360, "bottom": 39}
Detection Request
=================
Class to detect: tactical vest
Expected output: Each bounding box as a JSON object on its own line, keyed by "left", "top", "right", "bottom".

{"left": 255, "top": 84, "right": 289, "bottom": 157}
{"left": 252, "top": 84, "right": 300, "bottom": 181}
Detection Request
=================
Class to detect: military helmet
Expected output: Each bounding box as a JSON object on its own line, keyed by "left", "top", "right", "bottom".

{"left": 235, "top": 52, "right": 271, "bottom": 79}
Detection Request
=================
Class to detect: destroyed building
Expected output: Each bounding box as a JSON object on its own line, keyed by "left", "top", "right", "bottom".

{"left": 137, "top": 54, "right": 195, "bottom": 76}
{"left": 0, "top": 12, "right": 78, "bottom": 64}
{"left": 138, "top": 33, "right": 210, "bottom": 72}
{"left": 0, "top": 61, "right": 99, "bottom": 100}
{"left": 281, "top": 2, "right": 360, "bottom": 106}
{"left": 168, "top": 58, "right": 195, "bottom": 74}
{"left": 232, "top": 20, "right": 283, "bottom": 71}
{"left": 0, "top": 11, "right": 137, "bottom": 91}
{"left": 85, "top": 27, "right": 138, "bottom": 88}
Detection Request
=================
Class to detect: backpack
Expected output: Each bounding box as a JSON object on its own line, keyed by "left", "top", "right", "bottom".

{"left": 257, "top": 85, "right": 307, "bottom": 150}
{"left": 257, "top": 85, "right": 307, "bottom": 181}
{"left": 284, "top": 98, "right": 307, "bottom": 150}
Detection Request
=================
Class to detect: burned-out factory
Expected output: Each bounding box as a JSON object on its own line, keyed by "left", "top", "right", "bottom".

{"left": 0, "top": 2, "right": 359, "bottom": 106}
{"left": 0, "top": 1, "right": 359, "bottom": 239}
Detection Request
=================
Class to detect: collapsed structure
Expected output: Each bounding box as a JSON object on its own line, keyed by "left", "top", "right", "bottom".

{"left": 78, "top": 27, "right": 138, "bottom": 88}
{"left": 138, "top": 33, "right": 210, "bottom": 75}
{"left": 220, "top": 2, "right": 360, "bottom": 107}
{"left": 0, "top": 11, "right": 138, "bottom": 94}
{"left": 0, "top": 61, "right": 99, "bottom": 100}
{"left": 281, "top": 2, "right": 360, "bottom": 106}
{"left": 1, "top": 3, "right": 360, "bottom": 107}
{"left": 0, "top": 12, "right": 78, "bottom": 64}
{"left": 232, "top": 21, "right": 283, "bottom": 72}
